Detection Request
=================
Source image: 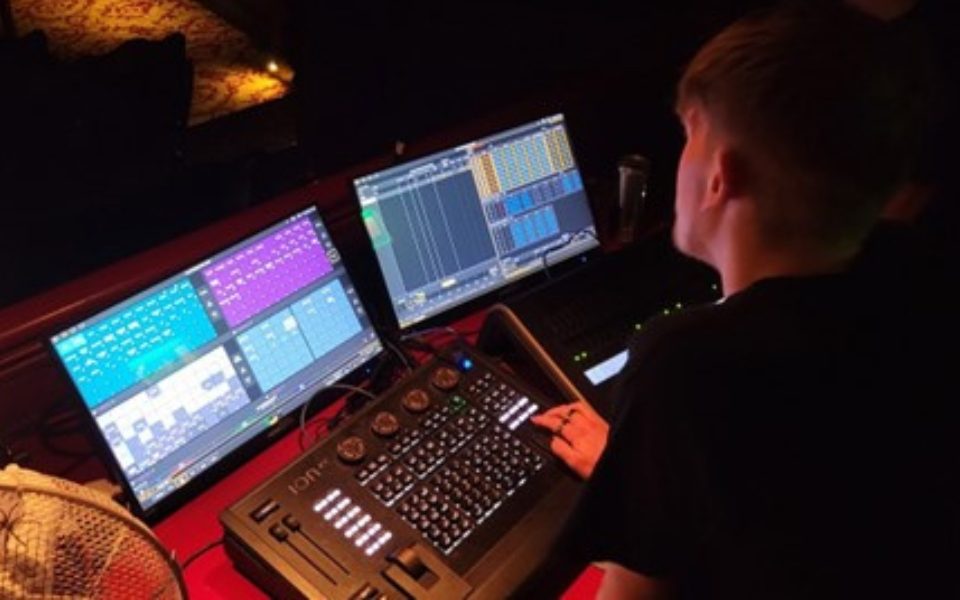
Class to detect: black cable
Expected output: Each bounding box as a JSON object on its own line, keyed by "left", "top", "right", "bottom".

{"left": 0, "top": 429, "right": 29, "bottom": 468}
{"left": 1, "top": 435, "right": 14, "bottom": 469}
{"left": 400, "top": 325, "right": 464, "bottom": 342}
{"left": 38, "top": 433, "right": 95, "bottom": 459}
{"left": 295, "top": 332, "right": 416, "bottom": 451}
{"left": 54, "top": 453, "right": 98, "bottom": 479}
{"left": 298, "top": 383, "right": 380, "bottom": 451}
{"left": 400, "top": 336, "right": 441, "bottom": 356}
{"left": 37, "top": 411, "right": 87, "bottom": 437}
{"left": 539, "top": 228, "right": 599, "bottom": 280}
{"left": 179, "top": 538, "right": 225, "bottom": 572}
{"left": 0, "top": 401, "right": 87, "bottom": 471}
{"left": 383, "top": 338, "right": 415, "bottom": 373}
{"left": 398, "top": 325, "right": 468, "bottom": 357}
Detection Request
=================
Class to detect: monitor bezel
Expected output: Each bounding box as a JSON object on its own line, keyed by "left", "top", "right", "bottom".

{"left": 47, "top": 205, "right": 385, "bottom": 524}
{"left": 352, "top": 113, "right": 602, "bottom": 334}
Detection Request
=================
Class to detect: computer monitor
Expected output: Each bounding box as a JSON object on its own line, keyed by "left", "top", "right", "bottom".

{"left": 354, "top": 114, "right": 599, "bottom": 329}
{"left": 50, "top": 207, "right": 383, "bottom": 521}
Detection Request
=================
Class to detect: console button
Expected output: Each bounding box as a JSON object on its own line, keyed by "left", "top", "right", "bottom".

{"left": 282, "top": 514, "right": 301, "bottom": 531}
{"left": 250, "top": 499, "right": 279, "bottom": 523}
{"left": 269, "top": 524, "right": 288, "bottom": 542}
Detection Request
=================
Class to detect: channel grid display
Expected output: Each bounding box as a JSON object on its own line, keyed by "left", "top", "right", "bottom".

{"left": 96, "top": 346, "right": 249, "bottom": 477}
{"left": 237, "top": 279, "right": 362, "bottom": 392}
{"left": 202, "top": 216, "right": 333, "bottom": 328}
{"left": 51, "top": 207, "right": 382, "bottom": 514}
{"left": 355, "top": 113, "right": 598, "bottom": 328}
{"left": 54, "top": 279, "right": 217, "bottom": 409}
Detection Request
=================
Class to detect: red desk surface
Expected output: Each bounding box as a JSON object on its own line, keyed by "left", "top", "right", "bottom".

{"left": 152, "top": 316, "right": 604, "bottom": 599}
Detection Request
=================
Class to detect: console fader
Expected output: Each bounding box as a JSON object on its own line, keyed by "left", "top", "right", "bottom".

{"left": 220, "top": 344, "right": 582, "bottom": 599}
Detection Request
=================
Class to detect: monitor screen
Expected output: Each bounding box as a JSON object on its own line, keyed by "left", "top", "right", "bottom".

{"left": 354, "top": 114, "right": 599, "bottom": 329}
{"left": 50, "top": 207, "right": 382, "bottom": 518}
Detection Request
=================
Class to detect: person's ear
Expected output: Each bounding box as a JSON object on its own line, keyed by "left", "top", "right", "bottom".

{"left": 704, "top": 146, "right": 745, "bottom": 210}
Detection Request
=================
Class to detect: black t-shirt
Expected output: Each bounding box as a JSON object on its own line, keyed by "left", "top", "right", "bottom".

{"left": 566, "top": 231, "right": 959, "bottom": 599}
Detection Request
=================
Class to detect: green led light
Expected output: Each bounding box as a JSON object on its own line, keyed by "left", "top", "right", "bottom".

{"left": 675, "top": 302, "right": 683, "bottom": 310}
{"left": 635, "top": 323, "right": 642, "bottom": 330}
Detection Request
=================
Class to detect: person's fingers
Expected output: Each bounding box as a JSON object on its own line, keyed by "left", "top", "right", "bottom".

{"left": 532, "top": 403, "right": 579, "bottom": 430}
{"left": 530, "top": 413, "right": 561, "bottom": 430}
{"left": 571, "top": 400, "right": 601, "bottom": 421}
{"left": 550, "top": 434, "right": 579, "bottom": 463}
{"left": 538, "top": 403, "right": 576, "bottom": 420}
{"left": 557, "top": 419, "right": 589, "bottom": 440}
{"left": 550, "top": 436, "right": 590, "bottom": 480}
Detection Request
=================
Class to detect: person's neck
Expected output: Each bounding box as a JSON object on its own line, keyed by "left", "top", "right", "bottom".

{"left": 714, "top": 233, "right": 858, "bottom": 297}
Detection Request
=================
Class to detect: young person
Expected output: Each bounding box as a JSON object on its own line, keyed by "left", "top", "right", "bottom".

{"left": 531, "top": 3, "right": 955, "bottom": 598}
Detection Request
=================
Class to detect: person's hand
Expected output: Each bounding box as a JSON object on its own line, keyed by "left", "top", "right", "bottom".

{"left": 531, "top": 401, "right": 609, "bottom": 480}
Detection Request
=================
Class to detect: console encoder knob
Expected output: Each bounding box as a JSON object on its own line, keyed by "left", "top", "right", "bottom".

{"left": 431, "top": 367, "right": 460, "bottom": 391}
{"left": 336, "top": 436, "right": 367, "bottom": 464}
{"left": 402, "top": 389, "right": 431, "bottom": 413}
{"left": 371, "top": 411, "right": 400, "bottom": 437}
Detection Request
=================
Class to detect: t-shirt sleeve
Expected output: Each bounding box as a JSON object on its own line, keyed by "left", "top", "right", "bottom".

{"left": 562, "top": 325, "right": 713, "bottom": 577}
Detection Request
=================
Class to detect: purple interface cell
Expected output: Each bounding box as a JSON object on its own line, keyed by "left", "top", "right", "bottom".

{"left": 203, "top": 218, "right": 333, "bottom": 327}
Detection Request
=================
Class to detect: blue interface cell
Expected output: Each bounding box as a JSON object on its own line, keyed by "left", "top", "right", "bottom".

{"left": 531, "top": 185, "right": 545, "bottom": 204}
{"left": 293, "top": 279, "right": 363, "bottom": 358}
{"left": 507, "top": 207, "right": 560, "bottom": 249}
{"left": 511, "top": 221, "right": 526, "bottom": 247}
{"left": 237, "top": 308, "right": 314, "bottom": 392}
{"left": 545, "top": 209, "right": 559, "bottom": 233}
{"left": 54, "top": 280, "right": 216, "bottom": 409}
{"left": 533, "top": 211, "right": 547, "bottom": 237}
{"left": 562, "top": 171, "right": 582, "bottom": 193}
{"left": 521, "top": 192, "right": 534, "bottom": 210}
{"left": 523, "top": 218, "right": 536, "bottom": 243}
{"left": 500, "top": 172, "right": 579, "bottom": 220}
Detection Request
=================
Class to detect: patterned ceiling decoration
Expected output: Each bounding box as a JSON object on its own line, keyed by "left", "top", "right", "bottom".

{"left": 10, "top": 0, "right": 290, "bottom": 125}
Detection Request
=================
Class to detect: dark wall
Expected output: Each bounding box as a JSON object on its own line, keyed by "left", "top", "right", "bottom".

{"left": 1, "top": 2, "right": 768, "bottom": 309}
{"left": 0, "top": 33, "right": 197, "bottom": 307}
{"left": 291, "top": 2, "right": 768, "bottom": 172}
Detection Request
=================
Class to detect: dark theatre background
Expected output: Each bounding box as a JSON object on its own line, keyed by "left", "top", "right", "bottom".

{"left": 0, "top": 0, "right": 772, "bottom": 308}
{"left": 0, "top": 1, "right": 782, "bottom": 597}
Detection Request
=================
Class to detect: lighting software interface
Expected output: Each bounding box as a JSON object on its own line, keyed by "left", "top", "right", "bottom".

{"left": 354, "top": 114, "right": 599, "bottom": 329}
{"left": 51, "top": 207, "right": 382, "bottom": 513}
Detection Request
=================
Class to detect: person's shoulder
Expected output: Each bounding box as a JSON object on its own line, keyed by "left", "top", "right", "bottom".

{"left": 855, "top": 221, "right": 959, "bottom": 315}
{"left": 627, "top": 279, "right": 794, "bottom": 359}
{"left": 857, "top": 220, "right": 954, "bottom": 275}
{"left": 627, "top": 300, "right": 725, "bottom": 365}
{"left": 615, "top": 300, "right": 736, "bottom": 413}
{"left": 615, "top": 274, "right": 848, "bottom": 412}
